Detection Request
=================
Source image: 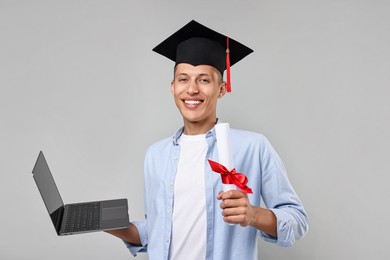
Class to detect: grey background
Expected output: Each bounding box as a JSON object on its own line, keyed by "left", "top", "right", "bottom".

{"left": 1, "top": 0, "right": 389, "bottom": 259}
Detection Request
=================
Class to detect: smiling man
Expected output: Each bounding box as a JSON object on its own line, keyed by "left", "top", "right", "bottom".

{"left": 172, "top": 63, "right": 225, "bottom": 135}
{"left": 107, "top": 20, "right": 309, "bottom": 260}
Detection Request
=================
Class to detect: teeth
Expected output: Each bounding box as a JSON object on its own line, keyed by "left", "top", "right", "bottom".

{"left": 185, "top": 100, "right": 201, "bottom": 105}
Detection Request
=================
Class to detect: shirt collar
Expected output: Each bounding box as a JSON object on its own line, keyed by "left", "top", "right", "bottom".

{"left": 172, "top": 119, "right": 221, "bottom": 145}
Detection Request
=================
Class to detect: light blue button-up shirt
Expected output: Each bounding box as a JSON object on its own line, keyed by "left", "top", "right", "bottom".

{"left": 125, "top": 126, "right": 308, "bottom": 259}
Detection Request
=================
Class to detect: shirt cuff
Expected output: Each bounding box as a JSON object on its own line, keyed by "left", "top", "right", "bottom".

{"left": 260, "top": 208, "right": 297, "bottom": 247}
{"left": 123, "top": 220, "right": 148, "bottom": 256}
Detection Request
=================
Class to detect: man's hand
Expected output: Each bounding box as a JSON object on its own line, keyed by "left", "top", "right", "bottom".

{"left": 217, "top": 190, "right": 278, "bottom": 237}
{"left": 105, "top": 224, "right": 142, "bottom": 246}
{"left": 217, "top": 190, "right": 254, "bottom": 226}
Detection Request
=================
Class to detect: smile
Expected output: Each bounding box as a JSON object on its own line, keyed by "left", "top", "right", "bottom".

{"left": 183, "top": 99, "right": 203, "bottom": 105}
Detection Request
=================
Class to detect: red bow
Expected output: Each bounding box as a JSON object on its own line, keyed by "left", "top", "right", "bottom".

{"left": 208, "top": 159, "right": 253, "bottom": 194}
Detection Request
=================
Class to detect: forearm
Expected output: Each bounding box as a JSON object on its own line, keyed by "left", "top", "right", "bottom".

{"left": 106, "top": 223, "right": 142, "bottom": 246}
{"left": 249, "top": 206, "right": 277, "bottom": 237}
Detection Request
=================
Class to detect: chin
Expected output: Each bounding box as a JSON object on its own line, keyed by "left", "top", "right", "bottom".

{"left": 184, "top": 117, "right": 201, "bottom": 123}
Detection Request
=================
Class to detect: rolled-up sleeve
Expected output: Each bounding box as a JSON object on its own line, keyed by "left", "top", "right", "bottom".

{"left": 261, "top": 207, "right": 309, "bottom": 247}
{"left": 124, "top": 220, "right": 148, "bottom": 256}
{"left": 258, "top": 136, "right": 309, "bottom": 247}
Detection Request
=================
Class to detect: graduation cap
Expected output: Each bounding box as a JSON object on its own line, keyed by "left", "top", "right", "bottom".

{"left": 153, "top": 20, "right": 253, "bottom": 92}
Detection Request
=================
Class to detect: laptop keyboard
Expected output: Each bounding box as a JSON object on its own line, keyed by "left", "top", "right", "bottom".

{"left": 64, "top": 203, "right": 100, "bottom": 233}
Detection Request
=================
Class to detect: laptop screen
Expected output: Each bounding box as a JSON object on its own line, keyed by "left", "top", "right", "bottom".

{"left": 32, "top": 152, "right": 64, "bottom": 214}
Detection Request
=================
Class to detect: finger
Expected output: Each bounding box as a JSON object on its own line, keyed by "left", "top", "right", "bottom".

{"left": 223, "top": 214, "right": 247, "bottom": 225}
{"left": 222, "top": 206, "right": 248, "bottom": 217}
{"left": 221, "top": 190, "right": 247, "bottom": 200}
{"left": 220, "top": 197, "right": 249, "bottom": 209}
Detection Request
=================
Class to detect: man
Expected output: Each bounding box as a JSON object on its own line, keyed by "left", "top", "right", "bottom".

{"left": 107, "top": 20, "right": 308, "bottom": 259}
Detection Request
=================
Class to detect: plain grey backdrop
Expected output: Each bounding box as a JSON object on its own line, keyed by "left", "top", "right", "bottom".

{"left": 1, "top": 0, "right": 389, "bottom": 259}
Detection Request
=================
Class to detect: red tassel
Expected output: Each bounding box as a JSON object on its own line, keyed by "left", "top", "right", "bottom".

{"left": 226, "top": 37, "right": 231, "bottom": 92}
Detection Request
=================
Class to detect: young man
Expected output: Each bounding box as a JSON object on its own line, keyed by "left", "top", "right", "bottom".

{"left": 107, "top": 20, "right": 308, "bottom": 259}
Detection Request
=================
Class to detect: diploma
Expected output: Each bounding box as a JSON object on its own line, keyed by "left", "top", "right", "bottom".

{"left": 209, "top": 123, "right": 253, "bottom": 194}
{"left": 215, "top": 123, "right": 237, "bottom": 192}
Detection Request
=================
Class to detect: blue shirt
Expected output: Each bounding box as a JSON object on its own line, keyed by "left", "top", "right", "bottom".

{"left": 126, "top": 126, "right": 308, "bottom": 259}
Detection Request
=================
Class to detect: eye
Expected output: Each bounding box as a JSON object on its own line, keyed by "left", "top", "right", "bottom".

{"left": 199, "top": 78, "right": 210, "bottom": 84}
{"left": 176, "top": 77, "right": 188, "bottom": 83}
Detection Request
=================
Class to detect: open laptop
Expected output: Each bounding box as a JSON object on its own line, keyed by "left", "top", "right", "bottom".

{"left": 31, "top": 151, "right": 130, "bottom": 236}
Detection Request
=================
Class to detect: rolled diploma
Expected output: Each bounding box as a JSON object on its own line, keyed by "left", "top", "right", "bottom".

{"left": 215, "top": 123, "right": 237, "bottom": 192}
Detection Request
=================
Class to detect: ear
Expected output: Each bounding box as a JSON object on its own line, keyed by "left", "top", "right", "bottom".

{"left": 170, "top": 80, "right": 175, "bottom": 96}
{"left": 218, "top": 81, "right": 227, "bottom": 98}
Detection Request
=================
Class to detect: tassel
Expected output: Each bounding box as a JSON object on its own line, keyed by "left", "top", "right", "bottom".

{"left": 226, "top": 37, "right": 231, "bottom": 92}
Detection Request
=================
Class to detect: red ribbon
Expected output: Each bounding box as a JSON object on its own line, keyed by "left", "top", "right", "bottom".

{"left": 208, "top": 159, "right": 253, "bottom": 194}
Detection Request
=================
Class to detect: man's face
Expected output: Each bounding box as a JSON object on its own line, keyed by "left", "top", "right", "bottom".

{"left": 171, "top": 63, "right": 226, "bottom": 132}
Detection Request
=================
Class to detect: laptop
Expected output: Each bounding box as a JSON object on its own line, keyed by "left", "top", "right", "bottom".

{"left": 31, "top": 151, "right": 130, "bottom": 236}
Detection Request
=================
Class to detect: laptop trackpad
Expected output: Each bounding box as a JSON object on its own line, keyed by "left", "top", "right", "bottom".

{"left": 102, "top": 206, "right": 127, "bottom": 220}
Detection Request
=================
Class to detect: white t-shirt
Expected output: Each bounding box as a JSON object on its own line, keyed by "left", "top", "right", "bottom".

{"left": 169, "top": 133, "right": 208, "bottom": 260}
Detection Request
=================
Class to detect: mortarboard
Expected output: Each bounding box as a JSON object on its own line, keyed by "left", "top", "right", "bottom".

{"left": 153, "top": 20, "right": 253, "bottom": 92}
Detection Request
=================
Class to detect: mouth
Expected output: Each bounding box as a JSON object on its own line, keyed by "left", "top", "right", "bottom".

{"left": 182, "top": 99, "right": 204, "bottom": 107}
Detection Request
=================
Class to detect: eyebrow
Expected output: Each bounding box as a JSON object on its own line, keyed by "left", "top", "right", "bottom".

{"left": 175, "top": 72, "right": 211, "bottom": 78}
{"left": 175, "top": 73, "right": 189, "bottom": 77}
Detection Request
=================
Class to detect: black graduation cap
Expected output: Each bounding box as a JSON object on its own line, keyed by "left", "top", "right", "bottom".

{"left": 153, "top": 20, "right": 253, "bottom": 92}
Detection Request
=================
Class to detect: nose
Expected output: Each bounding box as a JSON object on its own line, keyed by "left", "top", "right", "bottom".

{"left": 187, "top": 80, "right": 199, "bottom": 95}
